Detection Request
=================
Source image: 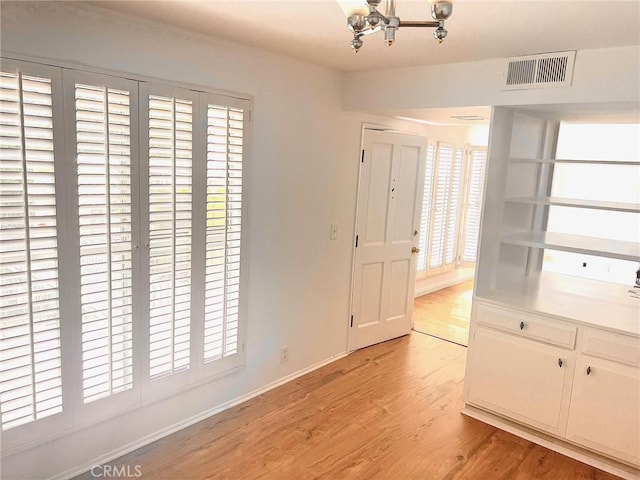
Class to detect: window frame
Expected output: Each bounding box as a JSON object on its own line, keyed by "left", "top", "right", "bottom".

{"left": 0, "top": 58, "right": 73, "bottom": 449}
{"left": 61, "top": 69, "right": 143, "bottom": 426}
{"left": 0, "top": 58, "right": 251, "bottom": 453}
{"left": 416, "top": 143, "right": 487, "bottom": 279}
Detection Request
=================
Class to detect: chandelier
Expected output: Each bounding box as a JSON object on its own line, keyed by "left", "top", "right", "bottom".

{"left": 339, "top": 0, "right": 453, "bottom": 52}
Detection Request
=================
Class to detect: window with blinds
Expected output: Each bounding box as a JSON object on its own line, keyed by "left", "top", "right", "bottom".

{"left": 444, "top": 147, "right": 464, "bottom": 266}
{"left": 429, "top": 143, "right": 453, "bottom": 269}
{"left": 417, "top": 143, "right": 485, "bottom": 278}
{"left": 1, "top": 59, "right": 249, "bottom": 444}
{"left": 462, "top": 148, "right": 487, "bottom": 263}
{"left": 0, "top": 71, "right": 63, "bottom": 430}
{"left": 204, "top": 105, "right": 243, "bottom": 362}
{"left": 75, "top": 83, "right": 134, "bottom": 403}
{"left": 148, "top": 94, "right": 193, "bottom": 381}
{"left": 416, "top": 144, "right": 435, "bottom": 273}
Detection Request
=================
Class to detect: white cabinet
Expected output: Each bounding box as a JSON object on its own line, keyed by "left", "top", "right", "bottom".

{"left": 466, "top": 326, "right": 574, "bottom": 436}
{"left": 566, "top": 357, "right": 640, "bottom": 465}
{"left": 465, "top": 301, "right": 640, "bottom": 471}
{"left": 464, "top": 105, "right": 640, "bottom": 475}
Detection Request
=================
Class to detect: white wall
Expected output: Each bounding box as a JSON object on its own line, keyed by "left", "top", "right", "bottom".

{"left": 343, "top": 46, "right": 640, "bottom": 111}
{"left": 0, "top": 3, "right": 435, "bottom": 479}
{"left": 2, "top": 2, "right": 626, "bottom": 478}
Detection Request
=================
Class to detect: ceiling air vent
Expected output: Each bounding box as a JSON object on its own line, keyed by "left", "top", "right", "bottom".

{"left": 504, "top": 51, "right": 576, "bottom": 90}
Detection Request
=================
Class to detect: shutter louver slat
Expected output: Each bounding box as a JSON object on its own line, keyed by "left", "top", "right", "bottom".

{"left": 75, "top": 83, "right": 133, "bottom": 404}
{"left": 204, "top": 105, "right": 243, "bottom": 362}
{"left": 0, "top": 71, "right": 62, "bottom": 431}
{"left": 148, "top": 94, "right": 192, "bottom": 380}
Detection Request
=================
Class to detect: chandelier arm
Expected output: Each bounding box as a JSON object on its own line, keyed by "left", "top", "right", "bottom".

{"left": 398, "top": 20, "right": 440, "bottom": 28}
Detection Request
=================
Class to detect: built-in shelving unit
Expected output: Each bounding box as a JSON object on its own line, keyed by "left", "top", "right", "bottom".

{"left": 465, "top": 106, "right": 640, "bottom": 477}
{"left": 473, "top": 107, "right": 640, "bottom": 332}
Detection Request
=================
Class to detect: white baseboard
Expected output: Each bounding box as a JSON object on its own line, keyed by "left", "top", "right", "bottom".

{"left": 50, "top": 352, "right": 348, "bottom": 480}
{"left": 461, "top": 405, "right": 639, "bottom": 480}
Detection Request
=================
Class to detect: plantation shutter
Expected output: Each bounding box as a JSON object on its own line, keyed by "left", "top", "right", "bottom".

{"left": 429, "top": 143, "right": 453, "bottom": 269}
{"left": 444, "top": 147, "right": 464, "bottom": 266}
{"left": 74, "top": 82, "right": 134, "bottom": 403}
{"left": 0, "top": 70, "right": 63, "bottom": 430}
{"left": 463, "top": 148, "right": 487, "bottom": 263}
{"left": 416, "top": 144, "right": 435, "bottom": 273}
{"left": 147, "top": 93, "right": 193, "bottom": 380}
{"left": 204, "top": 104, "right": 243, "bottom": 362}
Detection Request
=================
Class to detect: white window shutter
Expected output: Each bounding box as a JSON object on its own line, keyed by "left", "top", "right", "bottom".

{"left": 444, "top": 147, "right": 464, "bottom": 266}
{"left": 147, "top": 94, "right": 193, "bottom": 380}
{"left": 74, "top": 82, "right": 134, "bottom": 403}
{"left": 204, "top": 105, "right": 243, "bottom": 362}
{"left": 0, "top": 71, "right": 63, "bottom": 430}
{"left": 417, "top": 144, "right": 435, "bottom": 273}
{"left": 429, "top": 143, "right": 453, "bottom": 269}
{"left": 463, "top": 148, "right": 487, "bottom": 263}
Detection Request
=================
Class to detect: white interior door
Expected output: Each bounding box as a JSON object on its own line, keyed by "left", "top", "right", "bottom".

{"left": 349, "top": 130, "right": 427, "bottom": 351}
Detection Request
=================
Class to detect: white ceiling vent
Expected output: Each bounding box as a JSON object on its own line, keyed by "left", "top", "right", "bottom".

{"left": 504, "top": 51, "right": 576, "bottom": 90}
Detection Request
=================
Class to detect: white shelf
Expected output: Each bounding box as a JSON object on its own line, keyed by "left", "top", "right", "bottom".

{"left": 477, "top": 272, "right": 640, "bottom": 335}
{"left": 504, "top": 196, "right": 640, "bottom": 213}
{"left": 501, "top": 231, "right": 640, "bottom": 262}
{"left": 510, "top": 158, "right": 640, "bottom": 166}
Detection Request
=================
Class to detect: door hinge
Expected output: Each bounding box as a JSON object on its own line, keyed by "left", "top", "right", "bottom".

{"left": 350, "top": 315, "right": 354, "bottom": 327}
{"left": 355, "top": 235, "right": 359, "bottom": 248}
{"left": 361, "top": 150, "right": 365, "bottom": 163}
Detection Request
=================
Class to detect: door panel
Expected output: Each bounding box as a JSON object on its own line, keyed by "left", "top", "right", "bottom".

{"left": 358, "top": 262, "right": 384, "bottom": 327}
{"left": 350, "top": 130, "right": 427, "bottom": 351}
{"left": 393, "top": 146, "right": 422, "bottom": 242}
{"left": 363, "top": 143, "right": 393, "bottom": 245}
{"left": 388, "top": 259, "right": 410, "bottom": 319}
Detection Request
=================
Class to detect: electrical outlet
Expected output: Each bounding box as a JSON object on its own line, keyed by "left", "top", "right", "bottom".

{"left": 280, "top": 345, "right": 289, "bottom": 364}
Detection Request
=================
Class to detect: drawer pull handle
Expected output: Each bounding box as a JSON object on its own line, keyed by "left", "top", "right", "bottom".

{"left": 586, "top": 366, "right": 592, "bottom": 376}
{"left": 558, "top": 358, "right": 563, "bottom": 368}
{"left": 519, "top": 321, "right": 525, "bottom": 330}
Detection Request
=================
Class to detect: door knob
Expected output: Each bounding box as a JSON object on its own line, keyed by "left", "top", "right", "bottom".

{"left": 411, "top": 247, "right": 420, "bottom": 254}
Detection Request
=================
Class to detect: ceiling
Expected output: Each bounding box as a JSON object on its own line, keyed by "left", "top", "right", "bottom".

{"left": 95, "top": 0, "right": 640, "bottom": 73}
{"left": 90, "top": 1, "right": 639, "bottom": 127}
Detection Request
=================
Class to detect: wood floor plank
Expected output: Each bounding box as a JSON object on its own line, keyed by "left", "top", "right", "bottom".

{"left": 75, "top": 334, "right": 621, "bottom": 480}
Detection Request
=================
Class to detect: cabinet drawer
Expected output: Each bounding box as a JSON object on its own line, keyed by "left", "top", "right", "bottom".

{"left": 581, "top": 328, "right": 640, "bottom": 368}
{"left": 475, "top": 303, "right": 576, "bottom": 349}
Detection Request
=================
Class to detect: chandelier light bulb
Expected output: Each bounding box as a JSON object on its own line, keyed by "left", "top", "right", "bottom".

{"left": 336, "top": 0, "right": 368, "bottom": 18}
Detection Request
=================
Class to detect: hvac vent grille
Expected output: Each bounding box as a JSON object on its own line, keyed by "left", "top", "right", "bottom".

{"left": 504, "top": 51, "right": 576, "bottom": 90}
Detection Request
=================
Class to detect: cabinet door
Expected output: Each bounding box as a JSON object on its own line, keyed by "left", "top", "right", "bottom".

{"left": 466, "top": 327, "right": 574, "bottom": 435}
{"left": 566, "top": 356, "right": 640, "bottom": 466}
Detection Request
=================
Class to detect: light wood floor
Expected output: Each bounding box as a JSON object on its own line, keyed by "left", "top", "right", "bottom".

{"left": 77, "top": 334, "right": 619, "bottom": 480}
{"left": 413, "top": 280, "right": 474, "bottom": 346}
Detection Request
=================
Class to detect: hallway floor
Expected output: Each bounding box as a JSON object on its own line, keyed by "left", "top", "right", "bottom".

{"left": 413, "top": 279, "right": 474, "bottom": 346}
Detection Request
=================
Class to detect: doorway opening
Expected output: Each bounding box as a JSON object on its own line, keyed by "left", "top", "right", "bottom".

{"left": 402, "top": 109, "right": 490, "bottom": 346}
